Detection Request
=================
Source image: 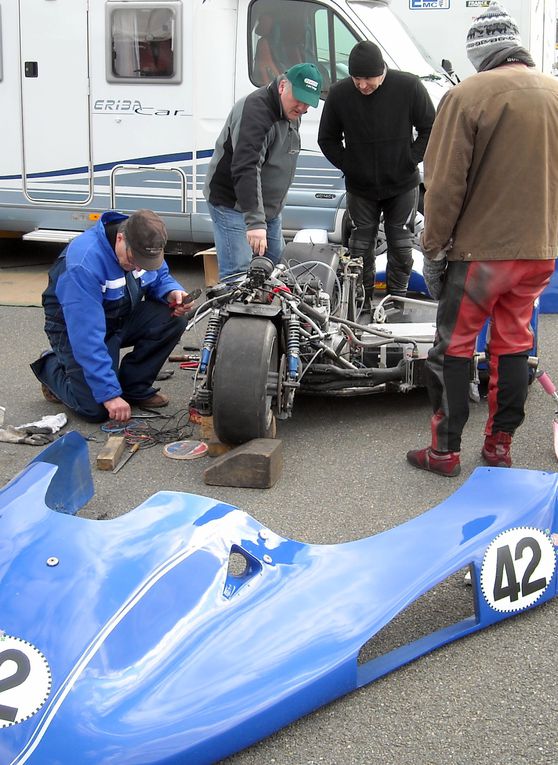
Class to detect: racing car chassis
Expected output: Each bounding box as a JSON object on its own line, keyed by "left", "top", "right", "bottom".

{"left": 191, "top": 242, "right": 440, "bottom": 444}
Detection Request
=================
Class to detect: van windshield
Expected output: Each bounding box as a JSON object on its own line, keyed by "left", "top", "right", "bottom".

{"left": 347, "top": 2, "right": 441, "bottom": 78}
{"left": 248, "top": 0, "right": 447, "bottom": 100}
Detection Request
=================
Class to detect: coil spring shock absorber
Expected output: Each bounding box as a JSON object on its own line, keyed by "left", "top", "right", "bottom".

{"left": 287, "top": 313, "right": 300, "bottom": 380}
{"left": 199, "top": 310, "right": 222, "bottom": 374}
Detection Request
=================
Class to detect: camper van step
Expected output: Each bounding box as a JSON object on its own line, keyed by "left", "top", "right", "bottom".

{"left": 23, "top": 229, "right": 81, "bottom": 243}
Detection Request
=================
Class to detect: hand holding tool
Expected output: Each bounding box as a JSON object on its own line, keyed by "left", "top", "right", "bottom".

{"left": 169, "top": 288, "right": 202, "bottom": 311}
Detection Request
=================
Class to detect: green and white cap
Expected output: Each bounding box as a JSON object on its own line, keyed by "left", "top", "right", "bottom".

{"left": 285, "top": 63, "right": 322, "bottom": 108}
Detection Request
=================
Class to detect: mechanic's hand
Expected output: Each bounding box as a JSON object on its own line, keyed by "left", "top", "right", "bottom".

{"left": 247, "top": 229, "right": 267, "bottom": 256}
{"left": 167, "top": 289, "right": 195, "bottom": 317}
{"left": 104, "top": 396, "right": 132, "bottom": 422}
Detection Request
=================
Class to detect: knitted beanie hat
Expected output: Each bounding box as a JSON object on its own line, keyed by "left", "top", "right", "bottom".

{"left": 466, "top": 1, "right": 522, "bottom": 71}
{"left": 348, "top": 41, "right": 385, "bottom": 78}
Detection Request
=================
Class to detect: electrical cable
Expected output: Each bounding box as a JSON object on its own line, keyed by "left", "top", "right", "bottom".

{"left": 99, "top": 409, "right": 195, "bottom": 450}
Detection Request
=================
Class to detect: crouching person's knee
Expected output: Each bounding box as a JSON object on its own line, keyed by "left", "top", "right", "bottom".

{"left": 73, "top": 400, "right": 109, "bottom": 423}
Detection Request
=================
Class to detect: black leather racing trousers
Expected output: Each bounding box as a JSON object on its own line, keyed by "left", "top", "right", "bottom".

{"left": 346, "top": 187, "right": 419, "bottom": 297}
{"left": 425, "top": 259, "right": 555, "bottom": 452}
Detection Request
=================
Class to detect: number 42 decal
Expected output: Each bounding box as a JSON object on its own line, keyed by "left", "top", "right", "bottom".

{"left": 481, "top": 527, "right": 556, "bottom": 613}
{"left": 0, "top": 635, "right": 51, "bottom": 727}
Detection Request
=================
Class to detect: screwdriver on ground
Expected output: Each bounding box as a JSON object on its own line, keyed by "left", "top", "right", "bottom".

{"left": 112, "top": 442, "right": 141, "bottom": 474}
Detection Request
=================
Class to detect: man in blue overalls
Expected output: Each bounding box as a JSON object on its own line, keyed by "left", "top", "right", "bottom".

{"left": 31, "top": 209, "right": 194, "bottom": 423}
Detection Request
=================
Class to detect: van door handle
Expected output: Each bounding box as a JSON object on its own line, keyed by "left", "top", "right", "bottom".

{"left": 24, "top": 62, "right": 39, "bottom": 78}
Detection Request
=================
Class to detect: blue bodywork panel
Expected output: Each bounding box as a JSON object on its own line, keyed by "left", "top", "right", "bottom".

{"left": 1, "top": 433, "right": 557, "bottom": 764}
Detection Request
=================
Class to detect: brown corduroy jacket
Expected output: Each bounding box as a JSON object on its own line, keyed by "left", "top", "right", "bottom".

{"left": 422, "top": 64, "right": 558, "bottom": 262}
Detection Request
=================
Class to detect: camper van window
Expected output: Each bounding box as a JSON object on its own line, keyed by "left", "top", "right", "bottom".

{"left": 249, "top": 0, "right": 357, "bottom": 91}
{"left": 107, "top": 3, "right": 181, "bottom": 82}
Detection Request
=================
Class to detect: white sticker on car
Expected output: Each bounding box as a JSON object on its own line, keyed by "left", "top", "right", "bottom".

{"left": 0, "top": 634, "right": 52, "bottom": 727}
{"left": 480, "top": 527, "right": 556, "bottom": 613}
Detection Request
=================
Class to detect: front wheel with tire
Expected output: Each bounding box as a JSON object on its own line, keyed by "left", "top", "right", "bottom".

{"left": 212, "top": 317, "right": 279, "bottom": 445}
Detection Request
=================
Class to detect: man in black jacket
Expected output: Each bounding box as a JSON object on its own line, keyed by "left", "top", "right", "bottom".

{"left": 318, "top": 41, "right": 435, "bottom": 301}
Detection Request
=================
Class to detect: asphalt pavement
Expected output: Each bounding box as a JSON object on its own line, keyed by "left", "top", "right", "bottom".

{"left": 0, "top": 243, "right": 557, "bottom": 765}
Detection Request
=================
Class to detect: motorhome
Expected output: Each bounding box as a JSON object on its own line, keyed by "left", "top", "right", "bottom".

{"left": 389, "top": 0, "right": 557, "bottom": 82}
{"left": 0, "top": 0, "right": 449, "bottom": 250}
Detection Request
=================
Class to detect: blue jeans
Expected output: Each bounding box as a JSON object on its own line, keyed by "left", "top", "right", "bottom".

{"left": 30, "top": 299, "right": 187, "bottom": 422}
{"left": 207, "top": 202, "right": 284, "bottom": 280}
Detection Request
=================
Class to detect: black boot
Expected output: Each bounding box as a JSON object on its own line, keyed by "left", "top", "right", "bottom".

{"left": 349, "top": 225, "right": 377, "bottom": 307}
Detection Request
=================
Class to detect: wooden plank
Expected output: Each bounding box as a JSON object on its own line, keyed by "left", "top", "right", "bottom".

{"left": 96, "top": 436, "right": 126, "bottom": 471}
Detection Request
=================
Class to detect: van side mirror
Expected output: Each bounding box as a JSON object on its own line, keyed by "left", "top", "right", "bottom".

{"left": 441, "top": 59, "right": 460, "bottom": 84}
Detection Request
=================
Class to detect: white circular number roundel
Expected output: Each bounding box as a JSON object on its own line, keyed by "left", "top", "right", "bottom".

{"left": 480, "top": 527, "right": 556, "bottom": 613}
{"left": 0, "top": 635, "right": 52, "bottom": 727}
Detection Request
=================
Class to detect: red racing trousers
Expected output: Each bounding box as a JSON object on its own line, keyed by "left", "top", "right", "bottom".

{"left": 425, "top": 259, "right": 555, "bottom": 452}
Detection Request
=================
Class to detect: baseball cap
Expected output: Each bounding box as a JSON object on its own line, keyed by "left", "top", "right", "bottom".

{"left": 285, "top": 63, "right": 323, "bottom": 108}
{"left": 124, "top": 209, "right": 167, "bottom": 270}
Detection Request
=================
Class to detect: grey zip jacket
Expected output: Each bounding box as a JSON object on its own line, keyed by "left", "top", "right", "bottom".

{"left": 203, "top": 78, "right": 300, "bottom": 230}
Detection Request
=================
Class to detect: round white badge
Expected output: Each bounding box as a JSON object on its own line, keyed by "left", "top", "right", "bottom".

{"left": 0, "top": 635, "right": 52, "bottom": 727}
{"left": 480, "top": 527, "right": 556, "bottom": 613}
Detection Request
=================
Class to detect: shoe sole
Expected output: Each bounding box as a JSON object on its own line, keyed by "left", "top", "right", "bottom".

{"left": 407, "top": 455, "right": 461, "bottom": 477}
{"left": 481, "top": 453, "right": 511, "bottom": 468}
{"left": 41, "top": 384, "right": 61, "bottom": 404}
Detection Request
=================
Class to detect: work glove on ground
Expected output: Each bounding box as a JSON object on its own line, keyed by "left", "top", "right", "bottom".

{"left": 0, "top": 413, "right": 68, "bottom": 446}
{"left": 0, "top": 426, "right": 54, "bottom": 446}
{"left": 16, "top": 413, "right": 67, "bottom": 433}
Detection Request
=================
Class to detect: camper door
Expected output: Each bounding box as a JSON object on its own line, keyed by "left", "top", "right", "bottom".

{"left": 237, "top": 0, "right": 362, "bottom": 237}
{"left": 19, "top": 0, "right": 92, "bottom": 204}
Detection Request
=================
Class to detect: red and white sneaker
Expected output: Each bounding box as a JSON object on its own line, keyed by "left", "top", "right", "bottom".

{"left": 406, "top": 446, "right": 461, "bottom": 477}
{"left": 482, "top": 432, "right": 512, "bottom": 468}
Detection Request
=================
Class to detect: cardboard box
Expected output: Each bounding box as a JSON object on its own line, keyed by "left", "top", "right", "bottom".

{"left": 195, "top": 247, "right": 219, "bottom": 287}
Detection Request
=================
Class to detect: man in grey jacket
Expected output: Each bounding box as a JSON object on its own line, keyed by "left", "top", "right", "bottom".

{"left": 204, "top": 63, "right": 322, "bottom": 280}
{"left": 407, "top": 1, "right": 558, "bottom": 477}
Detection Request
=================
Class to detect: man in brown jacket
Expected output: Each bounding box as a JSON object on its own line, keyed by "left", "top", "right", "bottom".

{"left": 407, "top": 1, "right": 558, "bottom": 477}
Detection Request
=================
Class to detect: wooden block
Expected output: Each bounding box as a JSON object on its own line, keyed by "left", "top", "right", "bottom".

{"left": 96, "top": 436, "right": 126, "bottom": 471}
{"left": 200, "top": 415, "right": 276, "bottom": 446}
{"left": 207, "top": 439, "right": 234, "bottom": 458}
{"left": 203, "top": 439, "right": 282, "bottom": 489}
{"left": 194, "top": 247, "right": 219, "bottom": 287}
{"left": 199, "top": 414, "right": 234, "bottom": 457}
{"left": 199, "top": 414, "right": 216, "bottom": 442}
{"left": 266, "top": 415, "right": 277, "bottom": 440}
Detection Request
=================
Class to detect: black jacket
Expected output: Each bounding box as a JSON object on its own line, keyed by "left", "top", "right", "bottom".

{"left": 318, "top": 70, "right": 435, "bottom": 199}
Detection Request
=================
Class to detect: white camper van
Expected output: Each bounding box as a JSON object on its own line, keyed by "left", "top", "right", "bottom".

{"left": 0, "top": 0, "right": 448, "bottom": 250}
{"left": 389, "top": 0, "right": 557, "bottom": 83}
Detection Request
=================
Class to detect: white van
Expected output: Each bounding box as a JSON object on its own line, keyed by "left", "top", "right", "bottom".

{"left": 389, "top": 0, "right": 556, "bottom": 82}
{"left": 0, "top": 0, "right": 449, "bottom": 249}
